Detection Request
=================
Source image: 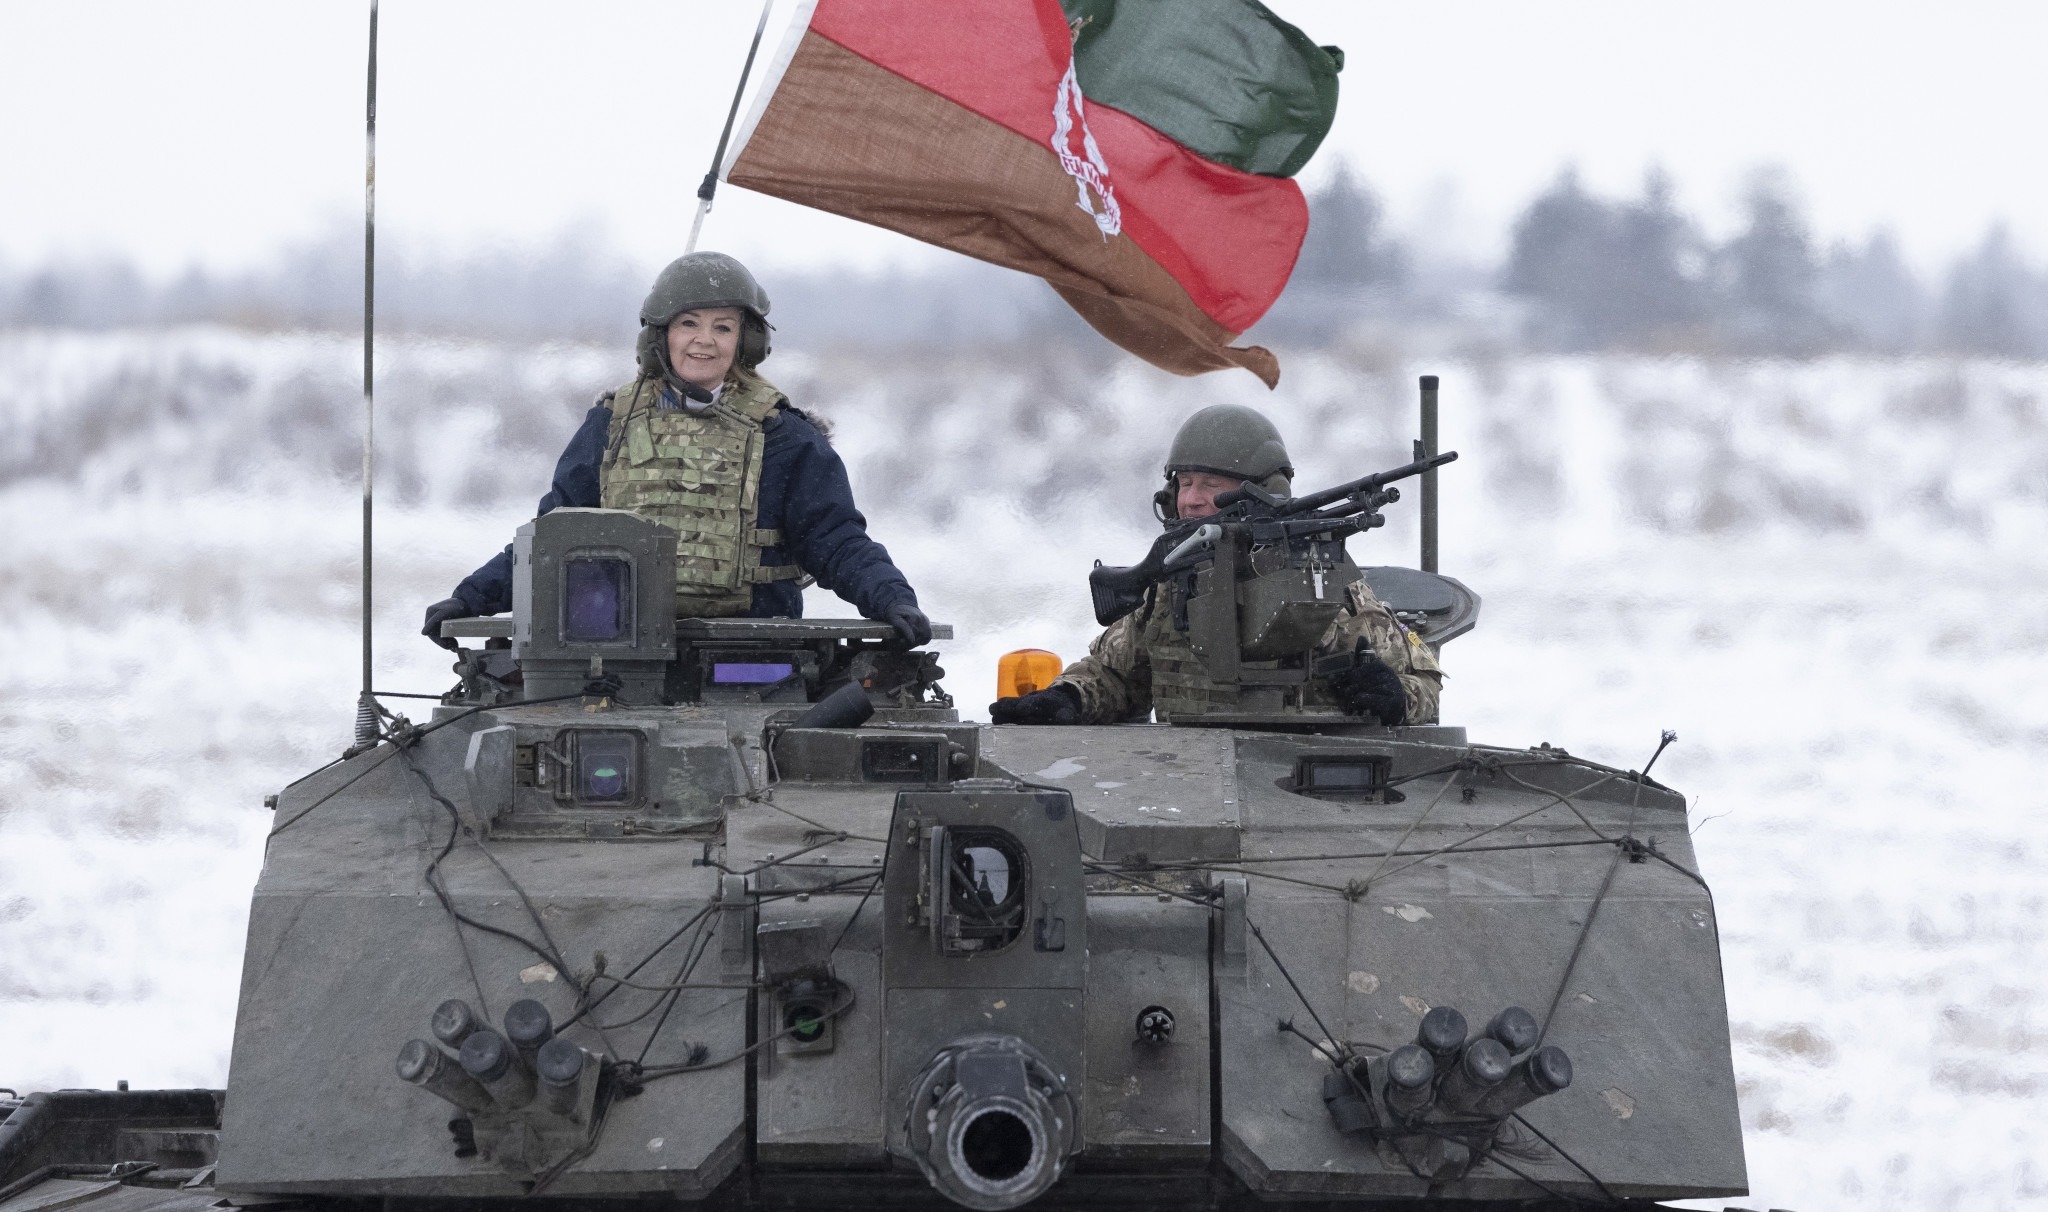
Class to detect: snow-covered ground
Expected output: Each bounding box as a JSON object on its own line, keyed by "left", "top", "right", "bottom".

{"left": 3, "top": 327, "right": 2046, "bottom": 1209}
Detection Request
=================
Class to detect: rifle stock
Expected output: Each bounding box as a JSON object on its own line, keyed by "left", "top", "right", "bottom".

{"left": 1088, "top": 563, "right": 1153, "bottom": 627}
{"left": 1088, "top": 525, "right": 1189, "bottom": 626}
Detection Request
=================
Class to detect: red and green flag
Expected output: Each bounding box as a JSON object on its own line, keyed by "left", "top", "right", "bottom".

{"left": 724, "top": 0, "right": 1342, "bottom": 387}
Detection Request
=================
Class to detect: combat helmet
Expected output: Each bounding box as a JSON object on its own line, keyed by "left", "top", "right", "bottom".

{"left": 635, "top": 251, "right": 773, "bottom": 388}
{"left": 1156, "top": 403, "right": 1295, "bottom": 518}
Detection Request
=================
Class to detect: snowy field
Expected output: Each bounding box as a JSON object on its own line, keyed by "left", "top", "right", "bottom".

{"left": 3, "top": 326, "right": 2047, "bottom": 1209}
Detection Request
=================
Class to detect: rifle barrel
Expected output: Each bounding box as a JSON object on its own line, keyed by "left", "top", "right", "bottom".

{"left": 1286, "top": 450, "right": 1458, "bottom": 516}
{"left": 1130, "top": 450, "right": 1462, "bottom": 596}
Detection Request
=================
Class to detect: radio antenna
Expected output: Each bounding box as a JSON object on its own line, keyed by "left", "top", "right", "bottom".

{"left": 1417, "top": 375, "right": 1439, "bottom": 573}
{"left": 685, "top": 0, "right": 775, "bottom": 253}
{"left": 352, "top": 0, "right": 381, "bottom": 752}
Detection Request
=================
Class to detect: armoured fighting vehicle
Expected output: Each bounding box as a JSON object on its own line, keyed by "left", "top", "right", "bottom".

{"left": 0, "top": 455, "right": 1747, "bottom": 1211}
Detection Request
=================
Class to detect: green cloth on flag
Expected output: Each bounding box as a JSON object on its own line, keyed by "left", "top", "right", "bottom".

{"left": 1062, "top": 0, "right": 1341, "bottom": 178}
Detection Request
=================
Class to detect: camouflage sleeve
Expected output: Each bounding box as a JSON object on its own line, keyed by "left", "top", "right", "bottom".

{"left": 1051, "top": 605, "right": 1153, "bottom": 724}
{"left": 1314, "top": 582, "right": 1444, "bottom": 724}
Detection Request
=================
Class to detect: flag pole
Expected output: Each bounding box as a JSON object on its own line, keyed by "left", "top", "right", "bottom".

{"left": 685, "top": 0, "right": 774, "bottom": 253}
{"left": 352, "top": 0, "right": 381, "bottom": 753}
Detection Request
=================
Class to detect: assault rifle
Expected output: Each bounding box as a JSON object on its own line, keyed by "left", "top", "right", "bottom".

{"left": 1088, "top": 450, "right": 1459, "bottom": 628}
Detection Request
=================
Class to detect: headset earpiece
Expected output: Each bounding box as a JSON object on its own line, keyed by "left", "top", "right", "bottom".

{"left": 635, "top": 325, "right": 666, "bottom": 378}
{"left": 738, "top": 313, "right": 773, "bottom": 367}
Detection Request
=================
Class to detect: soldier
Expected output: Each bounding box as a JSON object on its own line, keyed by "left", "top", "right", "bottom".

{"left": 421, "top": 252, "right": 930, "bottom": 648}
{"left": 989, "top": 404, "right": 1440, "bottom": 726}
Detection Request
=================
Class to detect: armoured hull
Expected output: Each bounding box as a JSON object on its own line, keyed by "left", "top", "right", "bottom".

{"left": 2, "top": 505, "right": 1746, "bottom": 1210}
{"left": 1, "top": 703, "right": 1742, "bottom": 1210}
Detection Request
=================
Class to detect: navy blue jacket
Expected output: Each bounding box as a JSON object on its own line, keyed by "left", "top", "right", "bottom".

{"left": 452, "top": 392, "right": 917, "bottom": 620}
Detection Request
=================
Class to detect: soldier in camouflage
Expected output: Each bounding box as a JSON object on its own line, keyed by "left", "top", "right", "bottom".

{"left": 422, "top": 253, "right": 929, "bottom": 648}
{"left": 990, "top": 404, "right": 1440, "bottom": 726}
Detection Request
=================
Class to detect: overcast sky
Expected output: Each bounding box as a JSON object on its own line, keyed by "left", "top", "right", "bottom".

{"left": 4, "top": 0, "right": 2044, "bottom": 279}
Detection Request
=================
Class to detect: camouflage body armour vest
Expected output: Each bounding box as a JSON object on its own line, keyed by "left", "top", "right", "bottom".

{"left": 598, "top": 376, "right": 803, "bottom": 617}
{"left": 1140, "top": 590, "right": 1235, "bottom": 718}
{"left": 1137, "top": 579, "right": 1415, "bottom": 720}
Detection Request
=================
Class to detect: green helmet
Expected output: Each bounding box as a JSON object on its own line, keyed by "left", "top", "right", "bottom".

{"left": 636, "top": 251, "right": 773, "bottom": 379}
{"left": 640, "top": 251, "right": 771, "bottom": 325}
{"left": 1154, "top": 404, "right": 1292, "bottom": 515}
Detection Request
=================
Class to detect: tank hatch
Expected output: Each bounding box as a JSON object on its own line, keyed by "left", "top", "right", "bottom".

{"left": 978, "top": 728, "right": 1240, "bottom": 863}
{"left": 1358, "top": 566, "right": 1481, "bottom": 647}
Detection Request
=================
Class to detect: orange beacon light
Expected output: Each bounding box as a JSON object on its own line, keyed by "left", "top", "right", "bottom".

{"left": 996, "top": 649, "right": 1063, "bottom": 699}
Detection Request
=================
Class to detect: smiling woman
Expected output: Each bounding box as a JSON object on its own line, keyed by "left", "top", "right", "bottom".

{"left": 664, "top": 307, "right": 743, "bottom": 393}
{"left": 418, "top": 251, "right": 933, "bottom": 649}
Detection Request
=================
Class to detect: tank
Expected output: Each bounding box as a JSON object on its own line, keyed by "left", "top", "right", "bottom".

{"left": 0, "top": 502, "right": 1747, "bottom": 1211}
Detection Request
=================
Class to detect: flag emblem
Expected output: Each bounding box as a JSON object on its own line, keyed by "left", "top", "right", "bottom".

{"left": 1053, "top": 60, "right": 1121, "bottom": 240}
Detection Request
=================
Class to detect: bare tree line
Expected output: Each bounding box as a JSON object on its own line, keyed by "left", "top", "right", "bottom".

{"left": 4, "top": 164, "right": 2044, "bottom": 358}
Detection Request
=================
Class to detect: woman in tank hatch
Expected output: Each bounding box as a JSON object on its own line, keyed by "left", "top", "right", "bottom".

{"left": 420, "top": 251, "right": 930, "bottom": 648}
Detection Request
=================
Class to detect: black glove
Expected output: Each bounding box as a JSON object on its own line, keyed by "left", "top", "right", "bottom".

{"left": 989, "top": 683, "right": 1083, "bottom": 725}
{"left": 1324, "top": 641, "right": 1406, "bottom": 725}
{"left": 421, "top": 596, "right": 475, "bottom": 651}
{"left": 883, "top": 602, "right": 933, "bottom": 649}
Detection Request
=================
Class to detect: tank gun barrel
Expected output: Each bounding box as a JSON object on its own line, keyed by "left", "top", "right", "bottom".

{"left": 902, "top": 1035, "right": 1078, "bottom": 1211}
